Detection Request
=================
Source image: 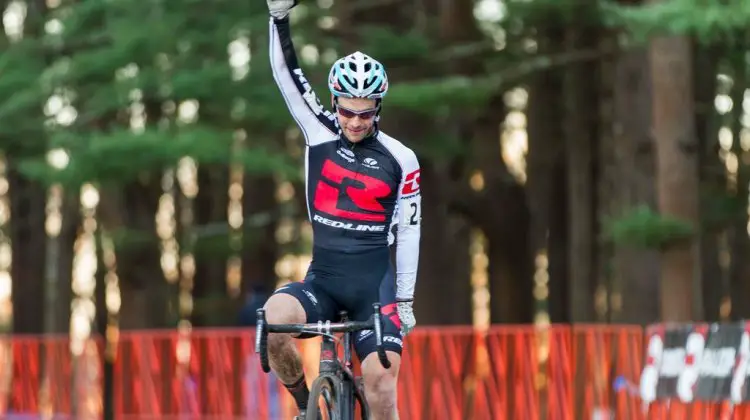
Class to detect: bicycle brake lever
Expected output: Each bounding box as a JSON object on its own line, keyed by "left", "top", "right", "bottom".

{"left": 255, "top": 309, "right": 265, "bottom": 353}
{"left": 255, "top": 309, "right": 271, "bottom": 373}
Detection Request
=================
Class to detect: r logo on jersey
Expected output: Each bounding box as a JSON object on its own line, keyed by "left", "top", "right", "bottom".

{"left": 314, "top": 159, "right": 392, "bottom": 222}
{"left": 401, "top": 169, "right": 420, "bottom": 195}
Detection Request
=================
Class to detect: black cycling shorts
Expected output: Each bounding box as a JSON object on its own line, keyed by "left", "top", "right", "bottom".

{"left": 271, "top": 248, "right": 403, "bottom": 362}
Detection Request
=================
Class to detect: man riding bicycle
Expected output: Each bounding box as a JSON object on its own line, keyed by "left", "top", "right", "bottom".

{"left": 263, "top": 0, "right": 422, "bottom": 419}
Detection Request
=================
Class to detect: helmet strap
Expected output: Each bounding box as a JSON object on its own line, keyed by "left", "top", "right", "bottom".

{"left": 374, "top": 99, "right": 382, "bottom": 122}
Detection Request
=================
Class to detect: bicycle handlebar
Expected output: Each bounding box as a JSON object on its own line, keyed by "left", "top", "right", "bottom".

{"left": 255, "top": 303, "right": 391, "bottom": 371}
{"left": 261, "top": 320, "right": 374, "bottom": 334}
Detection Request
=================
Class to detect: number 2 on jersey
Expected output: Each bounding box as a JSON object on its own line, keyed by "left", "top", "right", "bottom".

{"left": 314, "top": 159, "right": 392, "bottom": 222}
{"left": 409, "top": 202, "right": 419, "bottom": 225}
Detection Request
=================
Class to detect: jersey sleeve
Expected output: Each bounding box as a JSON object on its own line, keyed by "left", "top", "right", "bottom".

{"left": 268, "top": 17, "right": 337, "bottom": 146}
{"left": 394, "top": 153, "right": 422, "bottom": 300}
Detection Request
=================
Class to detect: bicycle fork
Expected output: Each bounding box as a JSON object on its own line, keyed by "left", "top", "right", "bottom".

{"left": 316, "top": 314, "right": 358, "bottom": 418}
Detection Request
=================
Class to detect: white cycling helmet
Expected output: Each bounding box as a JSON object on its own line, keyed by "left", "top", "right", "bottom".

{"left": 327, "top": 51, "right": 388, "bottom": 100}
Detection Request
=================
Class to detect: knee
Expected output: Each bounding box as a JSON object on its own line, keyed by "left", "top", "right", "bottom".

{"left": 264, "top": 292, "right": 306, "bottom": 324}
{"left": 263, "top": 293, "right": 306, "bottom": 347}
{"left": 362, "top": 352, "right": 400, "bottom": 402}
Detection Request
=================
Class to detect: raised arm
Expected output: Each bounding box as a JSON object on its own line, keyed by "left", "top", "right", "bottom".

{"left": 268, "top": 16, "right": 338, "bottom": 145}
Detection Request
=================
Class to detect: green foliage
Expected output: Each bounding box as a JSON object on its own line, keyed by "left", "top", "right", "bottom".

{"left": 494, "top": 0, "right": 750, "bottom": 46}
{"left": 387, "top": 75, "right": 498, "bottom": 113}
{"left": 354, "top": 26, "right": 433, "bottom": 62}
{"left": 107, "top": 227, "right": 157, "bottom": 251}
{"left": 601, "top": 0, "right": 750, "bottom": 43}
{"left": 0, "top": 0, "right": 295, "bottom": 188}
{"left": 604, "top": 205, "right": 695, "bottom": 250}
{"left": 0, "top": 0, "right": 568, "bottom": 326}
{"left": 701, "top": 186, "right": 748, "bottom": 231}
{"left": 501, "top": 0, "right": 603, "bottom": 28}
{"left": 17, "top": 127, "right": 300, "bottom": 188}
{"left": 0, "top": 0, "right": 315, "bottom": 312}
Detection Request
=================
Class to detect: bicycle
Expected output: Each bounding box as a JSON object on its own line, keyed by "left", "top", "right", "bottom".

{"left": 255, "top": 303, "right": 392, "bottom": 420}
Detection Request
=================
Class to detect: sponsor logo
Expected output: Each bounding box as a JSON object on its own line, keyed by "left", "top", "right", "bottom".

{"left": 659, "top": 348, "right": 687, "bottom": 377}
{"left": 293, "top": 69, "right": 336, "bottom": 122}
{"left": 320, "top": 349, "right": 336, "bottom": 364}
{"left": 303, "top": 290, "right": 318, "bottom": 306}
{"left": 698, "top": 347, "right": 736, "bottom": 377}
{"left": 357, "top": 330, "right": 373, "bottom": 342}
{"left": 401, "top": 169, "right": 420, "bottom": 195}
{"left": 384, "top": 336, "right": 403, "bottom": 347}
{"left": 337, "top": 147, "right": 355, "bottom": 163}
{"left": 313, "top": 214, "right": 385, "bottom": 232}
{"left": 313, "top": 159, "right": 392, "bottom": 222}
{"left": 363, "top": 157, "right": 379, "bottom": 169}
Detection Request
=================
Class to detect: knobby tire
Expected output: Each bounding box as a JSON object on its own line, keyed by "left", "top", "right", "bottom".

{"left": 305, "top": 376, "right": 338, "bottom": 420}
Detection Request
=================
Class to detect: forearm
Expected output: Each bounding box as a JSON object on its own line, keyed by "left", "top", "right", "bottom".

{"left": 269, "top": 16, "right": 300, "bottom": 99}
{"left": 395, "top": 226, "right": 420, "bottom": 300}
{"left": 268, "top": 17, "right": 337, "bottom": 142}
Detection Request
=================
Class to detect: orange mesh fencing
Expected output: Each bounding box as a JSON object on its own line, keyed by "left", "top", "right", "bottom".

{"left": 0, "top": 335, "right": 103, "bottom": 417}
{"left": 3, "top": 326, "right": 750, "bottom": 419}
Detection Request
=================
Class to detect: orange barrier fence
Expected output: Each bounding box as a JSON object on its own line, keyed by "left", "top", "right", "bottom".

{"left": 0, "top": 325, "right": 749, "bottom": 419}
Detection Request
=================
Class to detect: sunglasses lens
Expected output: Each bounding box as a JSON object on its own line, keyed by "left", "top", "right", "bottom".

{"left": 337, "top": 106, "right": 377, "bottom": 119}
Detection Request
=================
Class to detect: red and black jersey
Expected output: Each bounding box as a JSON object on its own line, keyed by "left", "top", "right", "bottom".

{"left": 269, "top": 17, "right": 421, "bottom": 300}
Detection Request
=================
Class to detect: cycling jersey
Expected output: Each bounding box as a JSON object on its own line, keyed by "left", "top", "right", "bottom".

{"left": 268, "top": 16, "right": 421, "bottom": 301}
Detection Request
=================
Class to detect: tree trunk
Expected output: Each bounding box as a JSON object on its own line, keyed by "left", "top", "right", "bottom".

{"left": 113, "top": 98, "right": 174, "bottom": 329}
{"left": 469, "top": 103, "right": 534, "bottom": 324}
{"left": 101, "top": 180, "right": 168, "bottom": 330}
{"left": 728, "top": 48, "right": 750, "bottom": 320}
{"left": 548, "top": 164, "right": 569, "bottom": 323}
{"left": 526, "top": 22, "right": 568, "bottom": 323}
{"left": 417, "top": 0, "right": 482, "bottom": 326}
{"left": 8, "top": 170, "right": 47, "bottom": 333}
{"left": 650, "top": 34, "right": 700, "bottom": 322}
{"left": 51, "top": 194, "right": 78, "bottom": 333}
{"left": 597, "top": 34, "right": 616, "bottom": 323}
{"left": 694, "top": 43, "right": 723, "bottom": 322}
{"left": 192, "top": 165, "right": 229, "bottom": 326}
{"left": 415, "top": 164, "right": 473, "bottom": 325}
{"left": 7, "top": 0, "right": 50, "bottom": 335}
{"left": 484, "top": 184, "right": 533, "bottom": 324}
{"left": 241, "top": 175, "right": 279, "bottom": 295}
{"left": 564, "top": 24, "right": 600, "bottom": 323}
{"left": 610, "top": 44, "right": 660, "bottom": 325}
{"left": 93, "top": 230, "right": 115, "bottom": 420}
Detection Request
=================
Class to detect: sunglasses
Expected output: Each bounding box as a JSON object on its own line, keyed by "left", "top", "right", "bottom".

{"left": 336, "top": 104, "right": 379, "bottom": 120}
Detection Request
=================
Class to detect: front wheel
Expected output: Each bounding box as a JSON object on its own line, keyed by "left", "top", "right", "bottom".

{"left": 306, "top": 376, "right": 339, "bottom": 420}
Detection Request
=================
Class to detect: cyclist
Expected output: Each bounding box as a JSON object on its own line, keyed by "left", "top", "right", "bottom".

{"left": 263, "top": 1, "right": 422, "bottom": 419}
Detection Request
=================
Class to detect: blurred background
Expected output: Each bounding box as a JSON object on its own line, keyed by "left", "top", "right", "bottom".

{"left": 0, "top": 0, "right": 747, "bottom": 418}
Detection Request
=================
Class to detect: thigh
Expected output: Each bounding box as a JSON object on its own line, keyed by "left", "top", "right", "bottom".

{"left": 271, "top": 273, "right": 338, "bottom": 339}
{"left": 353, "top": 264, "right": 403, "bottom": 361}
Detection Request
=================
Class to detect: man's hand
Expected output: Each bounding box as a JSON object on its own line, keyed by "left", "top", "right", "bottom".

{"left": 268, "top": 0, "right": 298, "bottom": 19}
{"left": 396, "top": 299, "right": 416, "bottom": 336}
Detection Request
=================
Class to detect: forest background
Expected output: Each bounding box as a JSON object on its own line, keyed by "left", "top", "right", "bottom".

{"left": 0, "top": 0, "right": 746, "bottom": 344}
